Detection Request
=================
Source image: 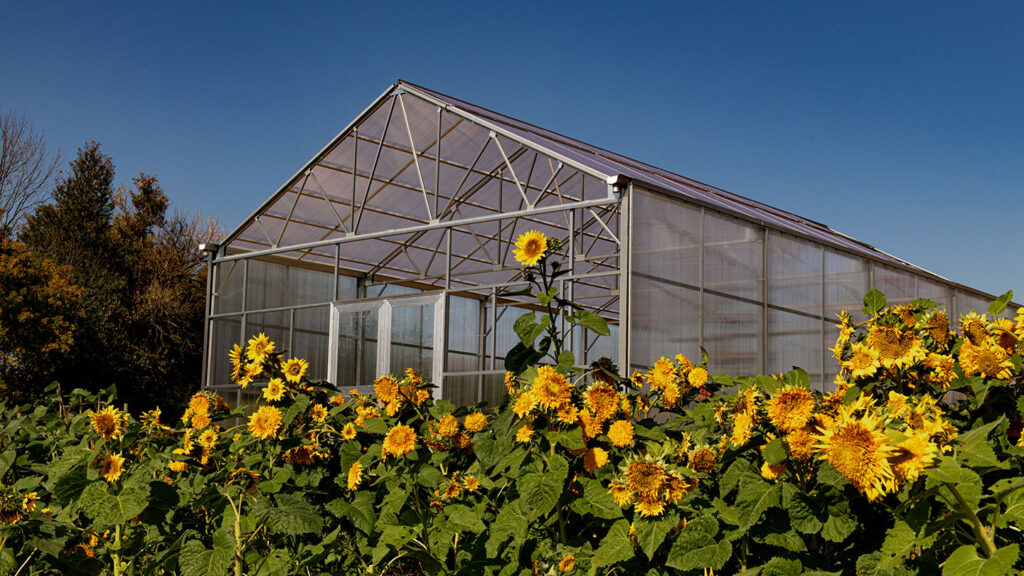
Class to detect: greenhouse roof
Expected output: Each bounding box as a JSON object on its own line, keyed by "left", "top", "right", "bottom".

{"left": 223, "top": 79, "right": 965, "bottom": 291}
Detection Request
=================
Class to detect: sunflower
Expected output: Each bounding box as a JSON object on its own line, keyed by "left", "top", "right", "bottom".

{"left": 675, "top": 353, "right": 694, "bottom": 373}
{"left": 309, "top": 403, "right": 328, "bottom": 423}
{"left": 646, "top": 357, "right": 677, "bottom": 392}
{"left": 512, "top": 230, "right": 548, "bottom": 266}
{"left": 263, "top": 378, "right": 286, "bottom": 402}
{"left": 607, "top": 420, "right": 634, "bottom": 447}
{"left": 284, "top": 445, "right": 318, "bottom": 465}
{"left": 959, "top": 339, "right": 1014, "bottom": 380}
{"left": 889, "top": 433, "right": 938, "bottom": 484}
{"left": 765, "top": 385, "right": 815, "bottom": 433}
{"left": 437, "top": 414, "right": 459, "bottom": 438}
{"left": 579, "top": 410, "right": 605, "bottom": 439}
{"left": 347, "top": 462, "right": 363, "bottom": 491}
{"left": 464, "top": 412, "right": 488, "bottom": 433}
{"left": 190, "top": 394, "right": 210, "bottom": 417}
{"left": 89, "top": 406, "right": 126, "bottom": 440}
{"left": 168, "top": 448, "right": 188, "bottom": 473}
{"left": 375, "top": 375, "right": 399, "bottom": 404}
{"left": 382, "top": 424, "right": 417, "bottom": 460}
{"left": 843, "top": 343, "right": 881, "bottom": 380}
{"left": 559, "top": 554, "right": 576, "bottom": 572}
{"left": 625, "top": 460, "right": 665, "bottom": 495}
{"left": 246, "top": 333, "right": 275, "bottom": 363}
{"left": 444, "top": 482, "right": 462, "bottom": 499}
{"left": 688, "top": 366, "right": 709, "bottom": 389}
{"left": 832, "top": 312, "right": 854, "bottom": 361}
{"left": 960, "top": 313, "right": 990, "bottom": 346}
{"left": 584, "top": 447, "right": 610, "bottom": 473}
{"left": 198, "top": 429, "right": 218, "bottom": 449}
{"left": 248, "top": 405, "right": 283, "bottom": 440}
{"left": 760, "top": 461, "right": 787, "bottom": 481}
{"left": 513, "top": 391, "right": 537, "bottom": 419}
{"left": 661, "top": 381, "right": 681, "bottom": 408}
{"left": 585, "top": 384, "right": 619, "bottom": 422}
{"left": 515, "top": 423, "right": 534, "bottom": 443}
{"left": 101, "top": 453, "right": 126, "bottom": 483}
{"left": 556, "top": 404, "right": 580, "bottom": 425}
{"left": 786, "top": 426, "right": 816, "bottom": 461}
{"left": 814, "top": 411, "right": 896, "bottom": 501}
{"left": 634, "top": 495, "right": 667, "bottom": 517}
{"left": 281, "top": 357, "right": 309, "bottom": 384}
{"left": 341, "top": 422, "right": 357, "bottom": 440}
{"left": 464, "top": 476, "right": 480, "bottom": 492}
{"left": 608, "top": 482, "right": 633, "bottom": 507}
{"left": 228, "top": 343, "right": 244, "bottom": 383}
{"left": 239, "top": 362, "right": 263, "bottom": 388}
{"left": 22, "top": 492, "right": 38, "bottom": 513}
{"left": 689, "top": 447, "right": 718, "bottom": 473}
{"left": 531, "top": 366, "right": 571, "bottom": 410}
{"left": 925, "top": 312, "right": 951, "bottom": 347}
{"left": 866, "top": 325, "right": 926, "bottom": 370}
{"left": 730, "top": 410, "right": 755, "bottom": 447}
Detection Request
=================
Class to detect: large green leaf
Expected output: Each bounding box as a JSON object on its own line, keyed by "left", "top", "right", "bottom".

{"left": 179, "top": 532, "right": 234, "bottom": 576}
{"left": 634, "top": 513, "right": 679, "bottom": 561}
{"left": 573, "top": 310, "right": 610, "bottom": 336}
{"left": 569, "top": 477, "right": 623, "bottom": 520}
{"left": 519, "top": 453, "right": 568, "bottom": 519}
{"left": 862, "top": 288, "right": 887, "bottom": 316}
{"left": 78, "top": 477, "right": 150, "bottom": 528}
{"left": 486, "top": 499, "right": 529, "bottom": 558}
{"left": 763, "top": 437, "right": 788, "bottom": 466}
{"left": 761, "top": 557, "right": 803, "bottom": 576}
{"left": 735, "top": 475, "right": 781, "bottom": 530}
{"left": 876, "top": 521, "right": 917, "bottom": 570}
{"left": 326, "top": 491, "right": 377, "bottom": 533}
{"left": 942, "top": 544, "right": 1019, "bottom": 576}
{"left": 446, "top": 504, "right": 486, "bottom": 533}
{"left": 666, "top": 515, "right": 731, "bottom": 571}
{"left": 988, "top": 290, "right": 1014, "bottom": 317}
{"left": 256, "top": 493, "right": 325, "bottom": 535}
{"left": 591, "top": 519, "right": 634, "bottom": 570}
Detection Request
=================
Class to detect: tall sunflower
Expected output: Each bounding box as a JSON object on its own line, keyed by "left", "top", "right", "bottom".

{"left": 246, "top": 333, "right": 275, "bottom": 363}
{"left": 263, "top": 378, "right": 286, "bottom": 402}
{"left": 814, "top": 410, "right": 896, "bottom": 501}
{"left": 531, "top": 366, "right": 571, "bottom": 410}
{"left": 101, "top": 453, "right": 126, "bottom": 483}
{"left": 585, "top": 383, "right": 619, "bottom": 422}
{"left": 89, "top": 406, "right": 126, "bottom": 441}
{"left": 765, "top": 385, "right": 815, "bottom": 433}
{"left": 228, "top": 343, "right": 244, "bottom": 382}
{"left": 959, "top": 339, "right": 1014, "bottom": 380}
{"left": 866, "top": 325, "right": 926, "bottom": 370}
{"left": 843, "top": 343, "right": 881, "bottom": 380}
{"left": 512, "top": 230, "right": 548, "bottom": 266}
{"left": 248, "top": 405, "right": 283, "bottom": 440}
{"left": 347, "top": 462, "right": 363, "bottom": 491}
{"left": 382, "top": 424, "right": 417, "bottom": 460}
{"left": 281, "top": 357, "right": 309, "bottom": 384}
{"left": 889, "top": 433, "right": 938, "bottom": 483}
{"left": 607, "top": 420, "right": 634, "bottom": 447}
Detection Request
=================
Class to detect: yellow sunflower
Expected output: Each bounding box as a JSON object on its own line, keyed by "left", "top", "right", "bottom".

{"left": 382, "top": 424, "right": 417, "bottom": 460}
{"left": 89, "top": 406, "right": 126, "bottom": 440}
{"left": 843, "top": 343, "right": 881, "bottom": 380}
{"left": 228, "top": 343, "right": 244, "bottom": 383}
{"left": 190, "top": 394, "right": 210, "bottom": 417}
{"left": 675, "top": 353, "right": 694, "bottom": 373}
{"left": 464, "top": 412, "right": 488, "bottom": 433}
{"left": 585, "top": 383, "right": 619, "bottom": 422}
{"left": 309, "top": 403, "right": 328, "bottom": 423}
{"left": 646, "top": 357, "right": 677, "bottom": 392}
{"left": 437, "top": 414, "right": 459, "bottom": 438}
{"left": 22, "top": 492, "right": 38, "bottom": 513}
{"left": 608, "top": 481, "right": 633, "bottom": 507}
{"left": 531, "top": 366, "right": 571, "bottom": 410}
{"left": 239, "top": 361, "right": 263, "bottom": 388}
{"left": 504, "top": 371, "right": 516, "bottom": 394}
{"left": 625, "top": 460, "right": 665, "bottom": 495}
{"left": 101, "top": 453, "right": 126, "bottom": 483}
{"left": 464, "top": 476, "right": 480, "bottom": 492}
{"left": 248, "top": 405, "right": 283, "bottom": 440}
{"left": 730, "top": 410, "right": 755, "bottom": 447}
{"left": 347, "top": 462, "right": 363, "bottom": 491}
{"left": 584, "top": 447, "right": 610, "bottom": 473}
{"left": 766, "top": 385, "right": 815, "bottom": 433}
{"left": 246, "top": 332, "right": 275, "bottom": 363}
{"left": 959, "top": 339, "right": 1014, "bottom": 380}
{"left": 786, "top": 426, "right": 816, "bottom": 461}
{"left": 198, "top": 429, "right": 217, "bottom": 449}
{"left": 760, "top": 461, "right": 787, "bottom": 481}
{"left": 634, "top": 495, "right": 667, "bottom": 518}
{"left": 832, "top": 312, "right": 854, "bottom": 361}
{"left": 689, "top": 447, "right": 718, "bottom": 473}
{"left": 512, "top": 230, "right": 548, "bottom": 266}
{"left": 515, "top": 423, "right": 534, "bottom": 443}
{"left": 579, "top": 410, "right": 605, "bottom": 439}
{"left": 559, "top": 554, "right": 576, "bottom": 572}
{"left": 889, "top": 433, "right": 938, "bottom": 484}
{"left": 607, "top": 420, "right": 634, "bottom": 447}
{"left": 263, "top": 378, "right": 286, "bottom": 402}
{"left": 513, "top": 390, "right": 537, "bottom": 419}
{"left": 688, "top": 366, "right": 709, "bottom": 388}
{"left": 341, "top": 422, "right": 357, "bottom": 440}
{"left": 281, "top": 357, "right": 309, "bottom": 384}
{"left": 374, "top": 375, "right": 399, "bottom": 404}
{"left": 168, "top": 448, "right": 188, "bottom": 473}
{"left": 960, "top": 313, "right": 990, "bottom": 346}
{"left": 925, "top": 312, "right": 951, "bottom": 347}
{"left": 814, "top": 411, "right": 897, "bottom": 501}
{"left": 866, "top": 325, "right": 926, "bottom": 370}
{"left": 556, "top": 404, "right": 580, "bottom": 425}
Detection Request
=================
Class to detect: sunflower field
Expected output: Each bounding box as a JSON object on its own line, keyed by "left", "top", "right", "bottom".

{"left": 2, "top": 232, "right": 1024, "bottom": 575}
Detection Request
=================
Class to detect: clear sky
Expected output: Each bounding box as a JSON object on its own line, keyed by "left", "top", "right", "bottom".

{"left": 3, "top": 2, "right": 1022, "bottom": 298}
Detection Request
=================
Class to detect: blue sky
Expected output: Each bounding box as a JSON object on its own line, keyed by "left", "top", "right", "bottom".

{"left": 3, "top": 2, "right": 1022, "bottom": 298}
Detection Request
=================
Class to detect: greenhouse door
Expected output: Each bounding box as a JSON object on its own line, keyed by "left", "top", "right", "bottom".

{"left": 327, "top": 292, "right": 445, "bottom": 397}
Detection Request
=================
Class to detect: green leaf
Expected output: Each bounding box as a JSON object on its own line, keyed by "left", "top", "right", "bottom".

{"left": 821, "top": 497, "right": 858, "bottom": 543}
{"left": 735, "top": 476, "right": 781, "bottom": 530}
{"left": 591, "top": 519, "right": 634, "bottom": 570}
{"left": 513, "top": 313, "right": 543, "bottom": 347}
{"left": 574, "top": 309, "right": 610, "bottom": 336}
{"left": 446, "top": 504, "right": 486, "bottom": 533}
{"left": 787, "top": 491, "right": 823, "bottom": 534}
{"left": 257, "top": 493, "right": 325, "bottom": 535}
{"left": 0, "top": 449, "right": 15, "bottom": 479}
{"left": 761, "top": 557, "right": 803, "bottom": 576}
{"left": 634, "top": 513, "right": 678, "bottom": 561}
{"left": 179, "top": 532, "right": 234, "bottom": 576}
{"left": 761, "top": 531, "right": 807, "bottom": 552}
{"left": 763, "top": 437, "right": 788, "bottom": 466}
{"left": 877, "top": 521, "right": 917, "bottom": 570}
{"left": 927, "top": 456, "right": 963, "bottom": 484}
{"left": 557, "top": 350, "right": 575, "bottom": 373}
{"left": 78, "top": 477, "right": 150, "bottom": 527}
{"left": 942, "top": 544, "right": 1019, "bottom": 576}
{"left": 486, "top": 500, "right": 529, "bottom": 558}
{"left": 988, "top": 290, "right": 1014, "bottom": 317}
{"left": 863, "top": 288, "right": 887, "bottom": 316}
{"left": 569, "top": 477, "right": 623, "bottom": 520}
{"left": 249, "top": 549, "right": 289, "bottom": 576}
{"left": 326, "top": 491, "right": 377, "bottom": 533}
{"left": 554, "top": 426, "right": 584, "bottom": 451}
{"left": 504, "top": 342, "right": 545, "bottom": 375}
{"left": 666, "top": 515, "right": 731, "bottom": 571}
{"left": 519, "top": 453, "right": 568, "bottom": 519}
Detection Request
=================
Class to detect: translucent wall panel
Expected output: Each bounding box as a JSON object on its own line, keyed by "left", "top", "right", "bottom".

{"left": 704, "top": 212, "right": 763, "bottom": 302}
{"left": 209, "top": 318, "right": 241, "bottom": 387}
{"left": 703, "top": 293, "right": 761, "bottom": 377}
{"left": 246, "top": 260, "right": 288, "bottom": 310}
{"left": 824, "top": 250, "right": 869, "bottom": 322}
{"left": 630, "top": 276, "right": 700, "bottom": 370}
{"left": 577, "top": 325, "right": 619, "bottom": 367}
{"left": 447, "top": 296, "right": 481, "bottom": 356}
{"left": 293, "top": 306, "right": 329, "bottom": 381}
{"left": 631, "top": 189, "right": 701, "bottom": 287}
{"left": 823, "top": 321, "right": 842, "bottom": 390}
{"left": 390, "top": 303, "right": 435, "bottom": 381}
{"left": 958, "top": 291, "right": 992, "bottom": 316}
{"left": 918, "top": 279, "right": 952, "bottom": 313}
{"left": 767, "top": 309, "right": 823, "bottom": 389}
{"left": 335, "top": 308, "right": 378, "bottom": 390}
{"left": 767, "top": 232, "right": 822, "bottom": 316}
{"left": 874, "top": 265, "right": 916, "bottom": 307}
{"left": 213, "top": 261, "right": 244, "bottom": 314}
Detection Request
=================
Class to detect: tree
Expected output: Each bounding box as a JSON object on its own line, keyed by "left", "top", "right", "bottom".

{"left": 18, "top": 142, "right": 220, "bottom": 411}
{"left": 0, "top": 111, "right": 61, "bottom": 232}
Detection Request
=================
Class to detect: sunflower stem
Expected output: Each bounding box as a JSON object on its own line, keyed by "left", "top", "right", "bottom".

{"left": 112, "top": 524, "right": 122, "bottom": 576}
{"left": 945, "top": 482, "right": 996, "bottom": 558}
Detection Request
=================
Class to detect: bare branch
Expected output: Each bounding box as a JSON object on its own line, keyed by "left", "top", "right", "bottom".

{"left": 0, "top": 111, "right": 61, "bottom": 231}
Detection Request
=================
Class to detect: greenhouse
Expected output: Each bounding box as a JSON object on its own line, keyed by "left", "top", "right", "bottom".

{"left": 201, "top": 80, "right": 1008, "bottom": 407}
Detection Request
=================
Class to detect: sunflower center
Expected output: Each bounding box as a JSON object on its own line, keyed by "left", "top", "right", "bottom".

{"left": 626, "top": 462, "right": 665, "bottom": 494}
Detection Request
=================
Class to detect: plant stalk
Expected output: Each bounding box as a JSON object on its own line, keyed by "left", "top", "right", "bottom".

{"left": 113, "top": 524, "right": 122, "bottom": 576}
{"left": 945, "top": 482, "right": 996, "bottom": 558}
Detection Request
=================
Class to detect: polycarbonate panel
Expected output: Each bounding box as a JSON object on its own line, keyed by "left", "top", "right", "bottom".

{"left": 390, "top": 303, "right": 434, "bottom": 381}
{"left": 767, "top": 309, "right": 823, "bottom": 389}
{"left": 447, "top": 296, "right": 481, "bottom": 355}
{"left": 485, "top": 305, "right": 523, "bottom": 366}
{"left": 704, "top": 212, "right": 763, "bottom": 302}
{"left": 245, "top": 259, "right": 288, "bottom": 310}
{"left": 335, "top": 308, "right": 378, "bottom": 390}
{"left": 918, "top": 279, "right": 952, "bottom": 313}
{"left": 767, "top": 231, "right": 822, "bottom": 316}
{"left": 631, "top": 189, "right": 701, "bottom": 286}
{"left": 702, "top": 293, "right": 762, "bottom": 377}
{"left": 874, "top": 265, "right": 916, "bottom": 306}
{"left": 292, "top": 306, "right": 330, "bottom": 382}
{"left": 825, "top": 249, "right": 868, "bottom": 322}
{"left": 958, "top": 291, "right": 992, "bottom": 316}
{"left": 630, "top": 276, "right": 699, "bottom": 371}
{"left": 213, "top": 261, "right": 244, "bottom": 314}
{"left": 823, "top": 321, "right": 842, "bottom": 391}
{"left": 209, "top": 318, "right": 241, "bottom": 387}
{"left": 578, "top": 324, "right": 619, "bottom": 366}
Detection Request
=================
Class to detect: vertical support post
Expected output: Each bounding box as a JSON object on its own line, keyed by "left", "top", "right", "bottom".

{"left": 698, "top": 207, "right": 705, "bottom": 350}
{"left": 617, "top": 184, "right": 631, "bottom": 374}
{"left": 239, "top": 258, "right": 249, "bottom": 364}
{"left": 200, "top": 243, "right": 219, "bottom": 390}
{"left": 760, "top": 227, "right": 768, "bottom": 375}
{"left": 489, "top": 289, "right": 497, "bottom": 372}
{"left": 288, "top": 308, "right": 295, "bottom": 357}
{"left": 820, "top": 247, "right": 826, "bottom": 392}
{"left": 567, "top": 209, "right": 575, "bottom": 358}
{"left": 333, "top": 244, "right": 340, "bottom": 300}
{"left": 377, "top": 300, "right": 392, "bottom": 379}
{"left": 477, "top": 298, "right": 487, "bottom": 402}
